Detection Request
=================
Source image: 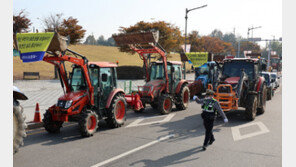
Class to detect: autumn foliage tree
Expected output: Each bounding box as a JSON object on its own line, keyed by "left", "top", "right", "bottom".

{"left": 59, "top": 17, "right": 86, "bottom": 44}
{"left": 117, "top": 21, "right": 183, "bottom": 53}
{"left": 42, "top": 14, "right": 86, "bottom": 44}
{"left": 13, "top": 10, "right": 32, "bottom": 33}
{"left": 188, "top": 31, "right": 235, "bottom": 55}
{"left": 234, "top": 41, "right": 261, "bottom": 55}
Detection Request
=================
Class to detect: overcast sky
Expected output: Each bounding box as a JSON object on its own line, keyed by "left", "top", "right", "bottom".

{"left": 13, "top": 0, "right": 282, "bottom": 46}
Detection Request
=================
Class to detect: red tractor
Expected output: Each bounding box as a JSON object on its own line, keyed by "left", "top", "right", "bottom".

{"left": 16, "top": 32, "right": 127, "bottom": 137}
{"left": 210, "top": 57, "right": 267, "bottom": 120}
{"left": 42, "top": 49, "right": 127, "bottom": 137}
{"left": 113, "top": 31, "right": 190, "bottom": 114}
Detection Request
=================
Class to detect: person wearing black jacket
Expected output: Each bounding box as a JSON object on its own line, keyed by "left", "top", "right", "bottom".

{"left": 193, "top": 89, "right": 228, "bottom": 151}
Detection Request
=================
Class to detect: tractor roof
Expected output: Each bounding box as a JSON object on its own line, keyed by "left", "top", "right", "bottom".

{"left": 88, "top": 62, "right": 118, "bottom": 68}
{"left": 224, "top": 57, "right": 259, "bottom": 63}
{"left": 154, "top": 61, "right": 182, "bottom": 65}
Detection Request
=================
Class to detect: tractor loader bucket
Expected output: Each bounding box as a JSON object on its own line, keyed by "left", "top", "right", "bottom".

{"left": 47, "top": 33, "right": 68, "bottom": 55}
{"left": 113, "top": 31, "right": 159, "bottom": 46}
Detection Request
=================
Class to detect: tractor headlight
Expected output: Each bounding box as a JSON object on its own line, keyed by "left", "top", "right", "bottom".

{"left": 64, "top": 100, "right": 73, "bottom": 109}
{"left": 139, "top": 87, "right": 144, "bottom": 92}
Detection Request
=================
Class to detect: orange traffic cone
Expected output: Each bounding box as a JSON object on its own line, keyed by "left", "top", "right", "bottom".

{"left": 33, "top": 103, "right": 42, "bottom": 123}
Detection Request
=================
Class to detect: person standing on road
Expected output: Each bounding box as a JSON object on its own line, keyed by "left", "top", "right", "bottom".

{"left": 193, "top": 89, "right": 228, "bottom": 151}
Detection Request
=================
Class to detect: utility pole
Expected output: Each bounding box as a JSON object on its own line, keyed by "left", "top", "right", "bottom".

{"left": 247, "top": 25, "right": 262, "bottom": 51}
{"left": 237, "top": 40, "right": 240, "bottom": 58}
{"left": 184, "top": 4, "right": 207, "bottom": 79}
{"left": 267, "top": 41, "right": 271, "bottom": 69}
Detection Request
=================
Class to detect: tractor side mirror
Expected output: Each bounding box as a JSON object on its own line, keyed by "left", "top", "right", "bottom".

{"left": 102, "top": 73, "right": 108, "bottom": 82}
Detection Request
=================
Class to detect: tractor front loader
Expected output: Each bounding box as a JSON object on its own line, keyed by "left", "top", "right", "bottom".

{"left": 16, "top": 32, "right": 127, "bottom": 137}
{"left": 113, "top": 31, "right": 190, "bottom": 114}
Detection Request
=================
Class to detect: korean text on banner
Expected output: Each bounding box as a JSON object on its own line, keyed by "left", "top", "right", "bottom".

{"left": 186, "top": 52, "right": 208, "bottom": 67}
{"left": 16, "top": 32, "right": 55, "bottom": 62}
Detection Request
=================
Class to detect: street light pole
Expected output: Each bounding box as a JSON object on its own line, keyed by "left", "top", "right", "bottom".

{"left": 267, "top": 41, "right": 271, "bottom": 69}
{"left": 183, "top": 4, "right": 207, "bottom": 79}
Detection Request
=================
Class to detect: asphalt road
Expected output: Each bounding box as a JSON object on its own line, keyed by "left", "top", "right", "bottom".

{"left": 13, "top": 82, "right": 282, "bottom": 167}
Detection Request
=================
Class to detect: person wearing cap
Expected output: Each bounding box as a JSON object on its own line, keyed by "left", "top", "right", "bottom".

{"left": 193, "top": 89, "right": 228, "bottom": 151}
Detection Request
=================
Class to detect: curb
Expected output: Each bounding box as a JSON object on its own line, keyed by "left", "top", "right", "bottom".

{"left": 26, "top": 122, "right": 43, "bottom": 130}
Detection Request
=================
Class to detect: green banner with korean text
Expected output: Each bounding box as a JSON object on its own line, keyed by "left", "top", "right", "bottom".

{"left": 186, "top": 52, "right": 208, "bottom": 67}
{"left": 16, "top": 32, "right": 54, "bottom": 62}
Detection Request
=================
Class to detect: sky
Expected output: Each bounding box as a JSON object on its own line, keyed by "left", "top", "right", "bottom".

{"left": 13, "top": 0, "right": 282, "bottom": 47}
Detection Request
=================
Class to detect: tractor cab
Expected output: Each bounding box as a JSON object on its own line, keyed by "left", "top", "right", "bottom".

{"left": 194, "top": 61, "right": 219, "bottom": 89}
{"left": 149, "top": 61, "right": 182, "bottom": 91}
{"left": 221, "top": 58, "right": 260, "bottom": 89}
{"left": 57, "top": 62, "right": 118, "bottom": 112}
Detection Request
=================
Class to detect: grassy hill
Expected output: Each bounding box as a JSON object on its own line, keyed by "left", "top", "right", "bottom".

{"left": 13, "top": 45, "right": 191, "bottom": 80}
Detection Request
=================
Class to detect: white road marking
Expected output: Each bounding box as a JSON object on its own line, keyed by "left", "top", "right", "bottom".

{"left": 231, "top": 121, "right": 270, "bottom": 141}
{"left": 90, "top": 134, "right": 175, "bottom": 167}
{"left": 126, "top": 113, "right": 176, "bottom": 128}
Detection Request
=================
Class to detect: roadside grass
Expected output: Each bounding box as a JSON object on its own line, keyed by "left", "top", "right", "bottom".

{"left": 13, "top": 44, "right": 192, "bottom": 80}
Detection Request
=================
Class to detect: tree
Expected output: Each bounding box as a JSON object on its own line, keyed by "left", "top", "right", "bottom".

{"left": 187, "top": 31, "right": 235, "bottom": 55}
{"left": 261, "top": 41, "right": 282, "bottom": 59}
{"left": 117, "top": 21, "right": 183, "bottom": 53}
{"left": 106, "top": 37, "right": 115, "bottom": 46}
{"left": 222, "top": 33, "right": 237, "bottom": 46}
{"left": 210, "top": 29, "right": 223, "bottom": 40}
{"left": 84, "top": 34, "right": 96, "bottom": 45}
{"left": 13, "top": 10, "right": 32, "bottom": 33}
{"left": 235, "top": 41, "right": 261, "bottom": 56}
{"left": 188, "top": 31, "right": 203, "bottom": 52}
{"left": 41, "top": 13, "right": 64, "bottom": 32}
{"left": 271, "top": 41, "right": 282, "bottom": 58}
{"left": 97, "top": 35, "right": 106, "bottom": 45}
{"left": 59, "top": 17, "right": 86, "bottom": 44}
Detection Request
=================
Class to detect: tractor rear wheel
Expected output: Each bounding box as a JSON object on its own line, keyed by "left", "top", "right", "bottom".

{"left": 245, "top": 95, "right": 257, "bottom": 121}
{"left": 267, "top": 87, "right": 272, "bottom": 101}
{"left": 78, "top": 110, "right": 98, "bottom": 137}
{"left": 176, "top": 85, "right": 190, "bottom": 110}
{"left": 106, "top": 95, "right": 127, "bottom": 128}
{"left": 158, "top": 95, "right": 173, "bottom": 115}
{"left": 257, "top": 85, "right": 267, "bottom": 115}
{"left": 43, "top": 110, "right": 63, "bottom": 133}
{"left": 13, "top": 101, "right": 27, "bottom": 154}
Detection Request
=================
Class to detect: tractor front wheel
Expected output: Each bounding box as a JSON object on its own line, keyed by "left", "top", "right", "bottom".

{"left": 106, "top": 95, "right": 127, "bottom": 128}
{"left": 13, "top": 101, "right": 27, "bottom": 154}
{"left": 78, "top": 110, "right": 98, "bottom": 137}
{"left": 43, "top": 110, "right": 63, "bottom": 133}
{"left": 158, "top": 95, "right": 173, "bottom": 115}
{"left": 245, "top": 95, "right": 257, "bottom": 121}
{"left": 176, "top": 85, "right": 190, "bottom": 110}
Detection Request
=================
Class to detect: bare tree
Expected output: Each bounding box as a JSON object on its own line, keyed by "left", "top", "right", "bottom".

{"left": 41, "top": 13, "right": 64, "bottom": 32}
